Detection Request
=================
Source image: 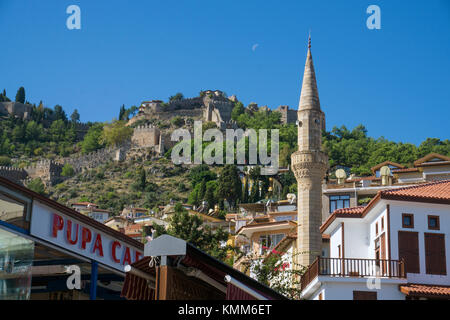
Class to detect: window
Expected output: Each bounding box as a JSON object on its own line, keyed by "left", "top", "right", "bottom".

{"left": 402, "top": 214, "right": 414, "bottom": 228}
{"left": 424, "top": 233, "right": 446, "bottom": 275}
{"left": 338, "top": 245, "right": 341, "bottom": 258}
{"left": 259, "top": 234, "right": 285, "bottom": 254}
{"left": 0, "top": 191, "right": 29, "bottom": 230}
{"left": 329, "top": 195, "right": 350, "bottom": 213}
{"left": 381, "top": 217, "right": 384, "bottom": 231}
{"left": 274, "top": 215, "right": 294, "bottom": 222}
{"left": 375, "top": 222, "right": 379, "bottom": 235}
{"left": 428, "top": 216, "right": 440, "bottom": 230}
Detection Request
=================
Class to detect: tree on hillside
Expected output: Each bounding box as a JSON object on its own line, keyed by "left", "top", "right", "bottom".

{"left": 231, "top": 102, "right": 245, "bottom": 121}
{"left": 54, "top": 105, "right": 68, "bottom": 122}
{"left": 188, "top": 165, "right": 217, "bottom": 188}
{"left": 152, "top": 203, "right": 231, "bottom": 261}
{"left": 70, "top": 109, "right": 80, "bottom": 123}
{"left": 216, "top": 164, "right": 242, "bottom": 209}
{"left": 204, "top": 180, "right": 218, "bottom": 209}
{"left": 49, "top": 119, "right": 66, "bottom": 141}
{"left": 61, "top": 163, "right": 75, "bottom": 177}
{"left": 169, "top": 93, "right": 184, "bottom": 102}
{"left": 15, "top": 87, "right": 25, "bottom": 104}
{"left": 16, "top": 87, "right": 25, "bottom": 103}
{"left": 0, "top": 89, "right": 10, "bottom": 102}
{"left": 27, "top": 178, "right": 46, "bottom": 195}
{"left": 100, "top": 120, "right": 133, "bottom": 147}
{"left": 119, "top": 105, "right": 126, "bottom": 121}
{"left": 81, "top": 123, "right": 104, "bottom": 154}
{"left": 418, "top": 138, "right": 450, "bottom": 157}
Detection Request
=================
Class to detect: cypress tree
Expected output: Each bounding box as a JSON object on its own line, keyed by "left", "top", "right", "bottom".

{"left": 15, "top": 87, "right": 25, "bottom": 103}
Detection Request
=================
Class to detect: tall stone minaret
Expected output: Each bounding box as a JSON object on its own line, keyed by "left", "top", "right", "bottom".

{"left": 291, "top": 36, "right": 328, "bottom": 268}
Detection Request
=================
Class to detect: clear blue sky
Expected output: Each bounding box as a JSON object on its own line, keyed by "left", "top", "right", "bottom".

{"left": 1, "top": 0, "right": 449, "bottom": 145}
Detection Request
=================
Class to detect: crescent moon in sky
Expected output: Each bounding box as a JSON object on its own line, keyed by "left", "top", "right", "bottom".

{"left": 252, "top": 44, "right": 259, "bottom": 52}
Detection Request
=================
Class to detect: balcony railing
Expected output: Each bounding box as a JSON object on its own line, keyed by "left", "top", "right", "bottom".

{"left": 300, "top": 257, "right": 406, "bottom": 291}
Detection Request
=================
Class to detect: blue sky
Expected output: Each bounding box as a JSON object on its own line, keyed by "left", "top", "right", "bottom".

{"left": 1, "top": 0, "right": 449, "bottom": 145}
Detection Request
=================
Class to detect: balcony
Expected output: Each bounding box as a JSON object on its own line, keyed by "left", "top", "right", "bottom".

{"left": 300, "top": 257, "right": 406, "bottom": 291}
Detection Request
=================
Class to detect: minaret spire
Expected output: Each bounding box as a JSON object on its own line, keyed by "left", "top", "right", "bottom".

{"left": 291, "top": 35, "right": 329, "bottom": 269}
{"left": 298, "top": 35, "right": 320, "bottom": 111}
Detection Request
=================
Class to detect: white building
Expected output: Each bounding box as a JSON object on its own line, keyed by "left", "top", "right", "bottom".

{"left": 71, "top": 202, "right": 110, "bottom": 223}
{"left": 300, "top": 180, "right": 450, "bottom": 300}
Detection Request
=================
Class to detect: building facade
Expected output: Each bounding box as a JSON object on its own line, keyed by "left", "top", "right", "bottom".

{"left": 300, "top": 180, "right": 450, "bottom": 300}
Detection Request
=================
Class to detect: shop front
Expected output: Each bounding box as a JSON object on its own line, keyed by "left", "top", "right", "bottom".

{"left": 0, "top": 176, "right": 143, "bottom": 300}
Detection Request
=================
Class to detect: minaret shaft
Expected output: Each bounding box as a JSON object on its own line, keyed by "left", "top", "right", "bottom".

{"left": 291, "top": 38, "right": 328, "bottom": 268}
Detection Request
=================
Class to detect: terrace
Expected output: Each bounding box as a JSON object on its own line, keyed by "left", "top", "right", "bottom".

{"left": 300, "top": 257, "right": 406, "bottom": 291}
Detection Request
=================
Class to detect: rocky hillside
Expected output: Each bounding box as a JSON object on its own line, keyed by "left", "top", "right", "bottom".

{"left": 48, "top": 155, "right": 195, "bottom": 215}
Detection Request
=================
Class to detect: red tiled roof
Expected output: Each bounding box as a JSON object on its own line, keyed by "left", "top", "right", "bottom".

{"left": 371, "top": 161, "right": 405, "bottom": 173}
{"left": 400, "top": 284, "right": 450, "bottom": 298}
{"left": 91, "top": 208, "right": 110, "bottom": 213}
{"left": 321, "top": 180, "right": 450, "bottom": 233}
{"left": 392, "top": 168, "right": 420, "bottom": 173}
{"left": 346, "top": 176, "right": 380, "bottom": 182}
{"left": 414, "top": 152, "right": 450, "bottom": 166}
{"left": 381, "top": 179, "right": 450, "bottom": 203}
{"left": 72, "top": 202, "right": 97, "bottom": 206}
{"left": 333, "top": 206, "right": 366, "bottom": 215}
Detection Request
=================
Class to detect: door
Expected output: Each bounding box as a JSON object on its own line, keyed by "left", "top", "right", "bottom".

{"left": 353, "top": 291, "right": 377, "bottom": 300}
{"left": 380, "top": 233, "right": 386, "bottom": 275}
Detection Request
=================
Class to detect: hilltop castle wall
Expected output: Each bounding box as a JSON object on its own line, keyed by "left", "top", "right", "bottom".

{"left": 0, "top": 102, "right": 32, "bottom": 120}
{"left": 276, "top": 105, "right": 297, "bottom": 124}
{"left": 0, "top": 167, "right": 28, "bottom": 184}
{"left": 131, "top": 124, "right": 160, "bottom": 148}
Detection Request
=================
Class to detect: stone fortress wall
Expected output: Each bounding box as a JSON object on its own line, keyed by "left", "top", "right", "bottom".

{"left": 0, "top": 90, "right": 299, "bottom": 186}
{"left": 0, "top": 102, "right": 33, "bottom": 120}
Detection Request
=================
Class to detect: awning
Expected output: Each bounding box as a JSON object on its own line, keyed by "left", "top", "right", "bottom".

{"left": 400, "top": 283, "right": 450, "bottom": 299}
{"left": 120, "top": 235, "right": 288, "bottom": 300}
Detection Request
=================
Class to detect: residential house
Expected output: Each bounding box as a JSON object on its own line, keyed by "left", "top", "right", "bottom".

{"left": 300, "top": 180, "right": 450, "bottom": 300}
{"left": 71, "top": 202, "right": 110, "bottom": 223}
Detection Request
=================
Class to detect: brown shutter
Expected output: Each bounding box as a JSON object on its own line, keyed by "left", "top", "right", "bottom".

{"left": 424, "top": 233, "right": 447, "bottom": 275}
{"left": 398, "top": 231, "right": 420, "bottom": 274}
{"left": 353, "top": 291, "right": 377, "bottom": 300}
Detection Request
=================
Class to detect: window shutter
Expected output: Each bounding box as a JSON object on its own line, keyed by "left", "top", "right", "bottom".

{"left": 398, "top": 231, "right": 420, "bottom": 274}
{"left": 425, "top": 233, "right": 447, "bottom": 275}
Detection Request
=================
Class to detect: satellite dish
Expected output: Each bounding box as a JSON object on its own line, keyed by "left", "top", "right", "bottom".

{"left": 380, "top": 166, "right": 392, "bottom": 186}
{"left": 335, "top": 169, "right": 347, "bottom": 184}
{"left": 380, "top": 166, "right": 391, "bottom": 176}
{"left": 287, "top": 193, "right": 297, "bottom": 204}
{"left": 335, "top": 169, "right": 347, "bottom": 179}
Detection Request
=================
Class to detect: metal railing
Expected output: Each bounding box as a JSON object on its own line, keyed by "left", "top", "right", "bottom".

{"left": 301, "top": 257, "right": 405, "bottom": 291}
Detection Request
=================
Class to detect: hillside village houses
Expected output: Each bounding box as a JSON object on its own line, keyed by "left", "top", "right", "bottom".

{"left": 71, "top": 201, "right": 111, "bottom": 223}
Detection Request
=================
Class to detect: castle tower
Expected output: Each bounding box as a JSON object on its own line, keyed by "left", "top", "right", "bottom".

{"left": 291, "top": 36, "right": 328, "bottom": 267}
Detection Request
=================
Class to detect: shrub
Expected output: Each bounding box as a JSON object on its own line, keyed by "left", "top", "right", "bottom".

{"left": 0, "top": 156, "right": 11, "bottom": 166}
{"left": 61, "top": 163, "right": 75, "bottom": 177}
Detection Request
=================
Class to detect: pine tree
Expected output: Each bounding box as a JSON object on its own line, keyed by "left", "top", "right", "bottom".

{"left": 70, "top": 109, "right": 80, "bottom": 123}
